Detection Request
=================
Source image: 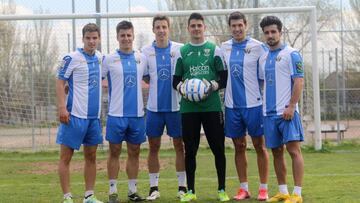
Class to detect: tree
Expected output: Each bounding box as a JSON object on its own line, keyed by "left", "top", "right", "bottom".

{"left": 0, "top": 0, "right": 20, "bottom": 124}
{"left": 343, "top": 0, "right": 360, "bottom": 70}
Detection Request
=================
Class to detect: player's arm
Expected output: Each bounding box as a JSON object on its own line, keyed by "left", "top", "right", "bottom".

{"left": 283, "top": 51, "right": 304, "bottom": 120}
{"left": 172, "top": 49, "right": 186, "bottom": 97}
{"left": 56, "top": 79, "right": 70, "bottom": 124}
{"left": 56, "top": 55, "right": 73, "bottom": 124}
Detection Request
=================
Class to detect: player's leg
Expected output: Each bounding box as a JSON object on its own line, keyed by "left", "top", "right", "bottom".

{"left": 181, "top": 112, "right": 201, "bottom": 201}
{"left": 82, "top": 118, "right": 103, "bottom": 202}
{"left": 58, "top": 144, "right": 74, "bottom": 201}
{"left": 165, "top": 111, "right": 187, "bottom": 197}
{"left": 225, "top": 107, "right": 249, "bottom": 200}
{"left": 251, "top": 136, "right": 269, "bottom": 200}
{"left": 57, "top": 115, "right": 86, "bottom": 202}
{"left": 127, "top": 117, "right": 146, "bottom": 202}
{"left": 264, "top": 116, "right": 289, "bottom": 202}
{"left": 146, "top": 111, "right": 164, "bottom": 200}
{"left": 281, "top": 112, "right": 304, "bottom": 203}
{"left": 201, "top": 111, "right": 229, "bottom": 202}
{"left": 106, "top": 115, "right": 127, "bottom": 203}
{"left": 245, "top": 106, "right": 269, "bottom": 200}
{"left": 83, "top": 145, "right": 103, "bottom": 203}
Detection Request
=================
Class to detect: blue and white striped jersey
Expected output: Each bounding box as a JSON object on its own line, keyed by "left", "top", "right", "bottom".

{"left": 57, "top": 48, "right": 102, "bottom": 119}
{"left": 141, "top": 41, "right": 183, "bottom": 112}
{"left": 102, "top": 50, "right": 148, "bottom": 117}
{"left": 259, "top": 45, "right": 304, "bottom": 116}
{"left": 221, "top": 37, "right": 267, "bottom": 108}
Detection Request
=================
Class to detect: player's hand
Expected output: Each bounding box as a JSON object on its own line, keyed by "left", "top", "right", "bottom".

{"left": 282, "top": 104, "right": 295, "bottom": 120}
{"left": 59, "top": 107, "right": 70, "bottom": 124}
{"left": 176, "top": 79, "right": 188, "bottom": 98}
{"left": 202, "top": 78, "right": 219, "bottom": 99}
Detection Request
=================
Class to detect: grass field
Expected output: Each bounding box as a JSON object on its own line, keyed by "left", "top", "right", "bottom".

{"left": 0, "top": 141, "right": 360, "bottom": 203}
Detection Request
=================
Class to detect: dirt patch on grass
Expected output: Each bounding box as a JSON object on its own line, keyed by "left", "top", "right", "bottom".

{"left": 19, "top": 158, "right": 171, "bottom": 175}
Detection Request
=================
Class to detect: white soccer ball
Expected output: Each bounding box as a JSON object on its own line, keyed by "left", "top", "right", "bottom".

{"left": 185, "top": 78, "right": 207, "bottom": 102}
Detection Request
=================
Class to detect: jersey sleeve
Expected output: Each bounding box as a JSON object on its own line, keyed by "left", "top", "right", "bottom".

{"left": 101, "top": 55, "right": 109, "bottom": 80}
{"left": 141, "top": 53, "right": 149, "bottom": 76}
{"left": 174, "top": 48, "right": 183, "bottom": 77}
{"left": 214, "top": 46, "right": 226, "bottom": 71}
{"left": 57, "top": 55, "right": 74, "bottom": 81}
{"left": 290, "top": 51, "right": 304, "bottom": 78}
{"left": 258, "top": 54, "right": 266, "bottom": 80}
{"left": 257, "top": 44, "right": 268, "bottom": 80}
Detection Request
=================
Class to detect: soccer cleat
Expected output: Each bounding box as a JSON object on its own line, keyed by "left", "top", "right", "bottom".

{"left": 128, "top": 193, "right": 145, "bottom": 202}
{"left": 146, "top": 190, "right": 160, "bottom": 201}
{"left": 177, "top": 190, "right": 186, "bottom": 199}
{"left": 218, "top": 189, "right": 230, "bottom": 202}
{"left": 108, "top": 193, "right": 120, "bottom": 203}
{"left": 267, "top": 193, "right": 290, "bottom": 202}
{"left": 180, "top": 190, "right": 197, "bottom": 202}
{"left": 63, "top": 197, "right": 74, "bottom": 203}
{"left": 83, "top": 195, "right": 103, "bottom": 203}
{"left": 233, "top": 188, "right": 250, "bottom": 200}
{"left": 257, "top": 188, "right": 269, "bottom": 201}
{"left": 284, "top": 194, "right": 303, "bottom": 203}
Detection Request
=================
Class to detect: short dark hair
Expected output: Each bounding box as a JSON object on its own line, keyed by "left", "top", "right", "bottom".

{"left": 152, "top": 14, "right": 170, "bottom": 28}
{"left": 260, "top": 16, "right": 283, "bottom": 32}
{"left": 188, "top": 12, "right": 204, "bottom": 26}
{"left": 228, "top": 11, "right": 247, "bottom": 26}
{"left": 82, "top": 23, "right": 100, "bottom": 37}
{"left": 116, "top": 20, "right": 133, "bottom": 34}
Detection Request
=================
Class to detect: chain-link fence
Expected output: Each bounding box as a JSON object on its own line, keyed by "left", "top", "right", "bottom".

{"left": 0, "top": 0, "right": 359, "bottom": 150}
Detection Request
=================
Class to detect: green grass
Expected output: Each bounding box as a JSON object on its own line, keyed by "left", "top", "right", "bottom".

{"left": 1, "top": 142, "right": 360, "bottom": 203}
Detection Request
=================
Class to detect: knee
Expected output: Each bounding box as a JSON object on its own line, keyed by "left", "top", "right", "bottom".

{"left": 173, "top": 140, "right": 184, "bottom": 153}
{"left": 128, "top": 147, "right": 141, "bottom": 158}
{"left": 85, "top": 152, "right": 96, "bottom": 164}
{"left": 272, "top": 147, "right": 284, "bottom": 158}
{"left": 253, "top": 142, "right": 267, "bottom": 154}
{"left": 149, "top": 142, "right": 161, "bottom": 154}
{"left": 109, "top": 148, "right": 121, "bottom": 159}
{"left": 287, "top": 147, "right": 301, "bottom": 158}
{"left": 234, "top": 140, "right": 247, "bottom": 153}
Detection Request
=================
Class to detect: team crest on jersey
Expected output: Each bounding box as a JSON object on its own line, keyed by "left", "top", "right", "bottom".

{"left": 170, "top": 52, "right": 176, "bottom": 58}
{"left": 296, "top": 61, "right": 304, "bottom": 73}
{"left": 244, "top": 48, "right": 251, "bottom": 54}
{"left": 149, "top": 52, "right": 156, "bottom": 57}
{"left": 276, "top": 56, "right": 282, "bottom": 62}
{"left": 203, "top": 48, "right": 210, "bottom": 57}
{"left": 58, "top": 56, "right": 72, "bottom": 71}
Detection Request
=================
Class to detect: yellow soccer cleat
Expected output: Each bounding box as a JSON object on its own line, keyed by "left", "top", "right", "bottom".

{"left": 284, "top": 194, "right": 303, "bottom": 203}
{"left": 180, "top": 190, "right": 197, "bottom": 202}
{"left": 267, "top": 193, "right": 290, "bottom": 202}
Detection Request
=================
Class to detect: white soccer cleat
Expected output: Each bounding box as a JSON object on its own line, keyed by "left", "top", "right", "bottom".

{"left": 177, "top": 190, "right": 186, "bottom": 199}
{"left": 146, "top": 190, "right": 160, "bottom": 201}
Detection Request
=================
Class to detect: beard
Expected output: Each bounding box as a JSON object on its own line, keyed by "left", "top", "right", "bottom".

{"left": 267, "top": 38, "right": 280, "bottom": 47}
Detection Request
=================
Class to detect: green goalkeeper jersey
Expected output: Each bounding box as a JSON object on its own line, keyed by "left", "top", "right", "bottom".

{"left": 174, "top": 41, "right": 226, "bottom": 113}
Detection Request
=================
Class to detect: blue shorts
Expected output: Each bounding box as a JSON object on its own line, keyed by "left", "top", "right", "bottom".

{"left": 225, "top": 106, "right": 264, "bottom": 138}
{"left": 263, "top": 112, "right": 304, "bottom": 148}
{"left": 56, "top": 115, "right": 103, "bottom": 150}
{"left": 106, "top": 115, "right": 146, "bottom": 145}
{"left": 146, "top": 110, "right": 182, "bottom": 138}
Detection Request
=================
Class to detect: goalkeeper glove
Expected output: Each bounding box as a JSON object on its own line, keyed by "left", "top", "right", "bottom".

{"left": 202, "top": 78, "right": 219, "bottom": 99}
{"left": 176, "top": 79, "right": 188, "bottom": 98}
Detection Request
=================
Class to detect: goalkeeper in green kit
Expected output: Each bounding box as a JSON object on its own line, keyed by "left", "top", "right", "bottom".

{"left": 172, "top": 12, "right": 229, "bottom": 202}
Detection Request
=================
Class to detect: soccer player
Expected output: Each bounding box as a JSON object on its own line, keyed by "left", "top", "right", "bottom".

{"left": 56, "top": 23, "right": 103, "bottom": 203}
{"left": 103, "top": 21, "right": 147, "bottom": 203}
{"left": 172, "top": 12, "right": 229, "bottom": 202}
{"left": 258, "top": 16, "right": 305, "bottom": 203}
{"left": 141, "top": 15, "right": 187, "bottom": 201}
{"left": 221, "top": 12, "right": 269, "bottom": 201}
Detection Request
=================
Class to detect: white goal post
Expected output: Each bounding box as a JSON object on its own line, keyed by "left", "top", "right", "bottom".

{"left": 0, "top": 6, "right": 322, "bottom": 150}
